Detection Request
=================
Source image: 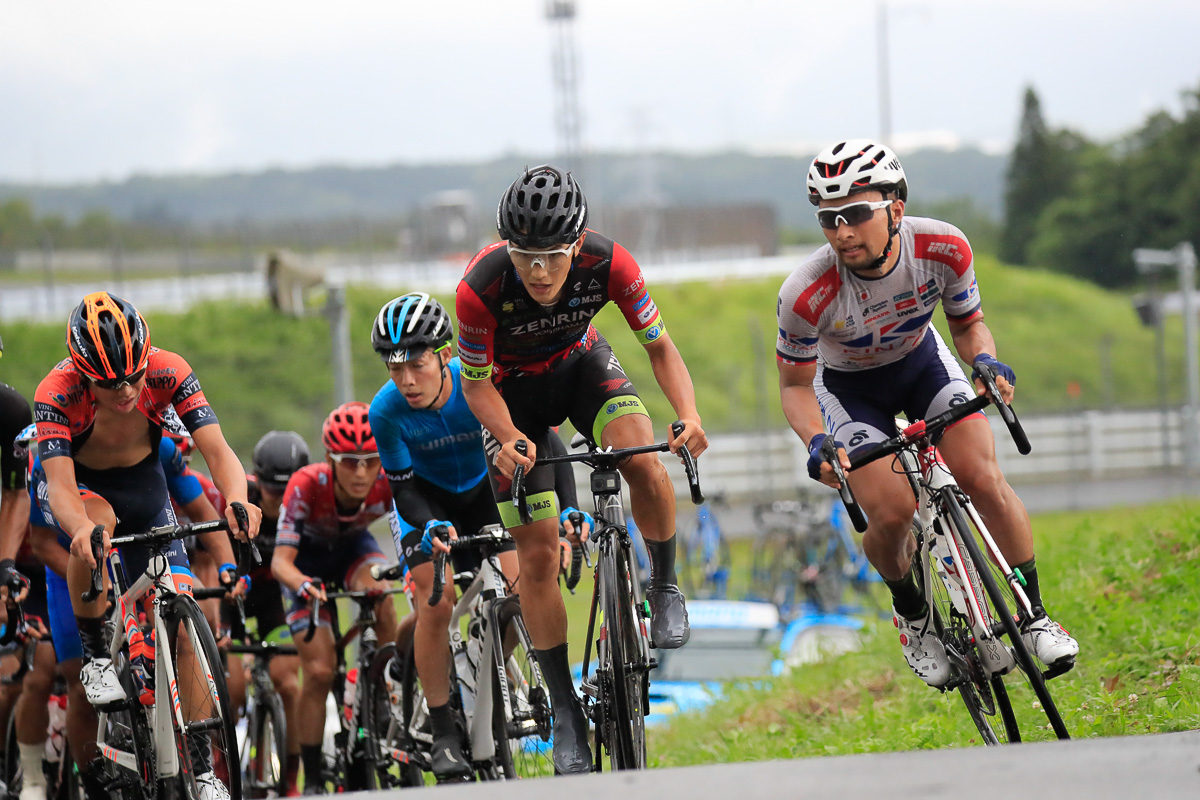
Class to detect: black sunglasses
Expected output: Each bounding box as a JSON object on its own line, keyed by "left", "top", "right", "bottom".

{"left": 92, "top": 368, "right": 146, "bottom": 391}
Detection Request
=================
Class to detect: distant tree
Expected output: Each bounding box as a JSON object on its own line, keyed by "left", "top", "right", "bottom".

{"left": 1001, "top": 87, "right": 1079, "bottom": 264}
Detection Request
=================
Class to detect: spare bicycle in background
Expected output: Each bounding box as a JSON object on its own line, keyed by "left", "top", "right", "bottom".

{"left": 826, "top": 362, "right": 1072, "bottom": 744}
{"left": 529, "top": 421, "right": 704, "bottom": 772}
{"left": 677, "top": 493, "right": 730, "bottom": 600}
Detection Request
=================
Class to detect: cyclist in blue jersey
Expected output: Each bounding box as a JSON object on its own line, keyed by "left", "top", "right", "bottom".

{"left": 368, "top": 293, "right": 590, "bottom": 780}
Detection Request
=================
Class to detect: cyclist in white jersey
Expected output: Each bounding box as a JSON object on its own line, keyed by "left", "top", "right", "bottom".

{"left": 776, "top": 140, "right": 1077, "bottom": 688}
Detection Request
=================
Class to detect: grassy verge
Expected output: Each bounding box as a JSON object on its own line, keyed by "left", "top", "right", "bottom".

{"left": 647, "top": 501, "right": 1200, "bottom": 764}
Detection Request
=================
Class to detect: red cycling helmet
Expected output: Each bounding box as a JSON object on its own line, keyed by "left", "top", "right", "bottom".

{"left": 321, "top": 401, "right": 376, "bottom": 454}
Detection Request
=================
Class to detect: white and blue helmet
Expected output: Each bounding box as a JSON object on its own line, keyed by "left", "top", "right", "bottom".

{"left": 371, "top": 293, "right": 453, "bottom": 364}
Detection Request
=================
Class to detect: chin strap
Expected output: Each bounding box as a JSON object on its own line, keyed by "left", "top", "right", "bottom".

{"left": 865, "top": 207, "right": 901, "bottom": 273}
{"left": 424, "top": 362, "right": 449, "bottom": 410}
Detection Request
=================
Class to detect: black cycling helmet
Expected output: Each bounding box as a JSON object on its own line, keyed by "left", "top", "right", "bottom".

{"left": 371, "top": 293, "right": 453, "bottom": 364}
{"left": 496, "top": 165, "right": 588, "bottom": 249}
{"left": 252, "top": 431, "right": 310, "bottom": 490}
{"left": 67, "top": 291, "right": 151, "bottom": 382}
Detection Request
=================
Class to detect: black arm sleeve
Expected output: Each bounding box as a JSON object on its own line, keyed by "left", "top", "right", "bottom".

{"left": 0, "top": 385, "right": 32, "bottom": 491}
{"left": 543, "top": 431, "right": 581, "bottom": 512}
{"left": 386, "top": 468, "right": 436, "bottom": 531}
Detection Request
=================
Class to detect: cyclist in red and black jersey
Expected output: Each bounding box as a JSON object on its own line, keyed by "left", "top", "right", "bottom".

{"left": 456, "top": 165, "right": 708, "bottom": 774}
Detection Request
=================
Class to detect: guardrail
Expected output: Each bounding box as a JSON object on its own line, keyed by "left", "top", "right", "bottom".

{"left": 634, "top": 407, "right": 1194, "bottom": 504}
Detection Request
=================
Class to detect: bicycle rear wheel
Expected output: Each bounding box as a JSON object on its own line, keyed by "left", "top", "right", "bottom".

{"left": 599, "top": 540, "right": 647, "bottom": 771}
{"left": 362, "top": 644, "right": 424, "bottom": 788}
{"left": 488, "top": 597, "right": 553, "bottom": 779}
{"left": 943, "top": 494, "right": 1070, "bottom": 741}
{"left": 165, "top": 595, "right": 241, "bottom": 800}
{"left": 243, "top": 690, "right": 286, "bottom": 797}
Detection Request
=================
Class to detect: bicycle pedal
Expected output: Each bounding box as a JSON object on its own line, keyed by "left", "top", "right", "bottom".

{"left": 1042, "top": 657, "right": 1076, "bottom": 681}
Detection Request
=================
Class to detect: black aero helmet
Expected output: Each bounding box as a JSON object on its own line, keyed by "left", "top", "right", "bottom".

{"left": 252, "top": 431, "right": 310, "bottom": 490}
{"left": 67, "top": 291, "right": 151, "bottom": 382}
{"left": 371, "top": 292, "right": 453, "bottom": 364}
{"left": 496, "top": 165, "right": 588, "bottom": 249}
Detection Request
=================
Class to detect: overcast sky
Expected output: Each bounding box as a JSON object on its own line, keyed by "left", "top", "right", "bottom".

{"left": 3, "top": 0, "right": 1198, "bottom": 184}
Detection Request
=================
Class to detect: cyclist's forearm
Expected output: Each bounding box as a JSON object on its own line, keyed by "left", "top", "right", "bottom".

{"left": 0, "top": 489, "right": 28, "bottom": 561}
{"left": 389, "top": 480, "right": 435, "bottom": 531}
{"left": 194, "top": 424, "right": 250, "bottom": 506}
{"left": 198, "top": 529, "right": 237, "bottom": 569}
{"left": 270, "top": 547, "right": 306, "bottom": 592}
{"left": 461, "top": 376, "right": 522, "bottom": 443}
{"left": 780, "top": 381, "right": 825, "bottom": 445}
{"left": 948, "top": 314, "right": 997, "bottom": 365}
{"left": 645, "top": 335, "right": 701, "bottom": 423}
{"left": 43, "top": 459, "right": 97, "bottom": 541}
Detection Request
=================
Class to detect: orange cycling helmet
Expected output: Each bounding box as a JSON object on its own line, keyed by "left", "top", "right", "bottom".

{"left": 321, "top": 401, "right": 376, "bottom": 454}
{"left": 67, "top": 291, "right": 151, "bottom": 382}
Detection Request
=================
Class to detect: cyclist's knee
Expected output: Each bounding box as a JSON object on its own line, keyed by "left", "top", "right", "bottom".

{"left": 82, "top": 496, "right": 117, "bottom": 532}
{"left": 620, "top": 451, "right": 667, "bottom": 485}
{"left": 301, "top": 658, "right": 334, "bottom": 691}
{"left": 516, "top": 540, "right": 559, "bottom": 583}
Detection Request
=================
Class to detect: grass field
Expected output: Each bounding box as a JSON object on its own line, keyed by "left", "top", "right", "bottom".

{"left": 644, "top": 500, "right": 1200, "bottom": 764}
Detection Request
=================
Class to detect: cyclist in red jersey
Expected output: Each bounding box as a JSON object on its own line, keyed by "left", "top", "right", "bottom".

{"left": 34, "top": 291, "right": 260, "bottom": 800}
{"left": 456, "top": 165, "right": 708, "bottom": 774}
{"left": 269, "top": 403, "right": 396, "bottom": 792}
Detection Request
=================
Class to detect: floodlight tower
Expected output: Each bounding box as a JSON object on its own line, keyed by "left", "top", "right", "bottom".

{"left": 546, "top": 0, "right": 582, "bottom": 174}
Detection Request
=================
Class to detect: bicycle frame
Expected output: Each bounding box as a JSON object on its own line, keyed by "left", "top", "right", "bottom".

{"left": 96, "top": 547, "right": 205, "bottom": 782}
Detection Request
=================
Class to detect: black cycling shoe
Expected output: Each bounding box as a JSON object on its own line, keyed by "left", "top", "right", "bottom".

{"left": 430, "top": 734, "right": 473, "bottom": 781}
{"left": 551, "top": 699, "right": 592, "bottom": 775}
{"left": 646, "top": 583, "right": 691, "bottom": 649}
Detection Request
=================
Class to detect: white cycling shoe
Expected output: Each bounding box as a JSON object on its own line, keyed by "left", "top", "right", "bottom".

{"left": 894, "top": 608, "right": 952, "bottom": 688}
{"left": 1021, "top": 614, "right": 1079, "bottom": 665}
{"left": 80, "top": 658, "right": 127, "bottom": 706}
{"left": 195, "top": 772, "right": 231, "bottom": 800}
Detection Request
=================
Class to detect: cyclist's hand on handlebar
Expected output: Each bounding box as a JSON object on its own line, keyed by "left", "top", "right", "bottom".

{"left": 218, "top": 562, "right": 251, "bottom": 599}
{"left": 224, "top": 500, "right": 261, "bottom": 542}
{"left": 971, "top": 354, "right": 1016, "bottom": 404}
{"left": 419, "top": 520, "right": 456, "bottom": 556}
{"left": 668, "top": 418, "right": 707, "bottom": 458}
{"left": 559, "top": 507, "right": 592, "bottom": 546}
{"left": 807, "top": 433, "right": 850, "bottom": 489}
{"left": 494, "top": 437, "right": 536, "bottom": 479}
{"left": 70, "top": 524, "right": 109, "bottom": 569}
{"left": 297, "top": 578, "right": 326, "bottom": 604}
{"left": 0, "top": 560, "right": 30, "bottom": 607}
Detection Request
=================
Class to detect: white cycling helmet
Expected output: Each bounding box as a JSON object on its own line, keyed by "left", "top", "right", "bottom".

{"left": 807, "top": 139, "right": 908, "bottom": 206}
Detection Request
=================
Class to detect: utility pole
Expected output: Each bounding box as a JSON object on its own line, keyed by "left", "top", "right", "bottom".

{"left": 325, "top": 282, "right": 354, "bottom": 407}
{"left": 546, "top": 1, "right": 582, "bottom": 174}
{"left": 877, "top": 1, "right": 892, "bottom": 146}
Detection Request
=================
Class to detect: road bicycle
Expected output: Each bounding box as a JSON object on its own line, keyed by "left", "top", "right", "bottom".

{"left": 528, "top": 421, "right": 703, "bottom": 771}
{"left": 297, "top": 580, "right": 406, "bottom": 792}
{"left": 0, "top": 605, "right": 78, "bottom": 800}
{"left": 367, "top": 524, "right": 560, "bottom": 783}
{"left": 824, "top": 363, "right": 1072, "bottom": 744}
{"left": 83, "top": 515, "right": 253, "bottom": 800}
{"left": 678, "top": 493, "right": 730, "bottom": 600}
{"left": 191, "top": 590, "right": 295, "bottom": 800}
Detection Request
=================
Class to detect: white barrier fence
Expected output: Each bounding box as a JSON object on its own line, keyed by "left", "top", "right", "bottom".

{"left": 648, "top": 407, "right": 1194, "bottom": 503}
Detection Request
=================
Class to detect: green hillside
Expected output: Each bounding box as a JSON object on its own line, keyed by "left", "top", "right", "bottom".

{"left": 0, "top": 257, "right": 1178, "bottom": 462}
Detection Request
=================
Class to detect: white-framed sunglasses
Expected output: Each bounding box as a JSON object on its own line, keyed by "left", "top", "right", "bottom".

{"left": 815, "top": 199, "right": 893, "bottom": 230}
{"left": 506, "top": 238, "right": 580, "bottom": 273}
{"left": 328, "top": 453, "right": 381, "bottom": 470}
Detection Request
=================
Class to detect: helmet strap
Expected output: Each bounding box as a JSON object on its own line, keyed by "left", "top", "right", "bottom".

{"left": 424, "top": 361, "right": 449, "bottom": 411}
{"left": 863, "top": 206, "right": 900, "bottom": 275}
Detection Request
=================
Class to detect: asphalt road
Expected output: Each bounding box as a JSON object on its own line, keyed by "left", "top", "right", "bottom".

{"left": 355, "top": 730, "right": 1200, "bottom": 799}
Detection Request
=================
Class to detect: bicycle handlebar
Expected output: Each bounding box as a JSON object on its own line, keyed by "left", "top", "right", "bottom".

{"left": 826, "top": 365, "right": 1031, "bottom": 533}
{"left": 564, "top": 511, "right": 584, "bottom": 593}
{"left": 428, "top": 525, "right": 511, "bottom": 606}
{"left": 303, "top": 581, "right": 325, "bottom": 643}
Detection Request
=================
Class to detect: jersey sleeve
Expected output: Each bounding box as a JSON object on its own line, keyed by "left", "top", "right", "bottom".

{"left": 369, "top": 395, "right": 414, "bottom": 477}
{"left": 275, "top": 471, "right": 313, "bottom": 550}
{"left": 912, "top": 225, "right": 981, "bottom": 323}
{"left": 607, "top": 243, "right": 667, "bottom": 345}
{"left": 33, "top": 367, "right": 75, "bottom": 462}
{"left": 151, "top": 351, "right": 220, "bottom": 432}
{"left": 455, "top": 279, "right": 498, "bottom": 382}
{"left": 0, "top": 385, "right": 32, "bottom": 491}
{"left": 776, "top": 265, "right": 836, "bottom": 366}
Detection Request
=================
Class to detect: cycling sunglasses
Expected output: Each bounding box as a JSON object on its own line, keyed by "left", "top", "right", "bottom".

{"left": 92, "top": 368, "right": 146, "bottom": 391}
{"left": 815, "top": 199, "right": 893, "bottom": 230}
{"left": 507, "top": 239, "right": 579, "bottom": 273}
{"left": 328, "top": 453, "right": 381, "bottom": 470}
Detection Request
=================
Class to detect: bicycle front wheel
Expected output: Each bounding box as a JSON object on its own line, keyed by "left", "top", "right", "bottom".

{"left": 362, "top": 644, "right": 424, "bottom": 788}
{"left": 599, "top": 540, "right": 647, "bottom": 770}
{"left": 943, "top": 494, "right": 1070, "bottom": 741}
{"left": 244, "top": 690, "right": 286, "bottom": 797}
{"left": 165, "top": 595, "right": 241, "bottom": 800}
{"left": 489, "top": 596, "right": 553, "bottom": 779}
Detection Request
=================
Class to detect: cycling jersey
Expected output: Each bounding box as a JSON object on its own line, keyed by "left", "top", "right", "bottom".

{"left": 1, "top": 384, "right": 31, "bottom": 492}
{"left": 34, "top": 348, "right": 218, "bottom": 462}
{"left": 776, "top": 216, "right": 981, "bottom": 371}
{"left": 275, "top": 463, "right": 391, "bottom": 550}
{"left": 456, "top": 231, "right": 667, "bottom": 382}
{"left": 369, "top": 358, "right": 488, "bottom": 496}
